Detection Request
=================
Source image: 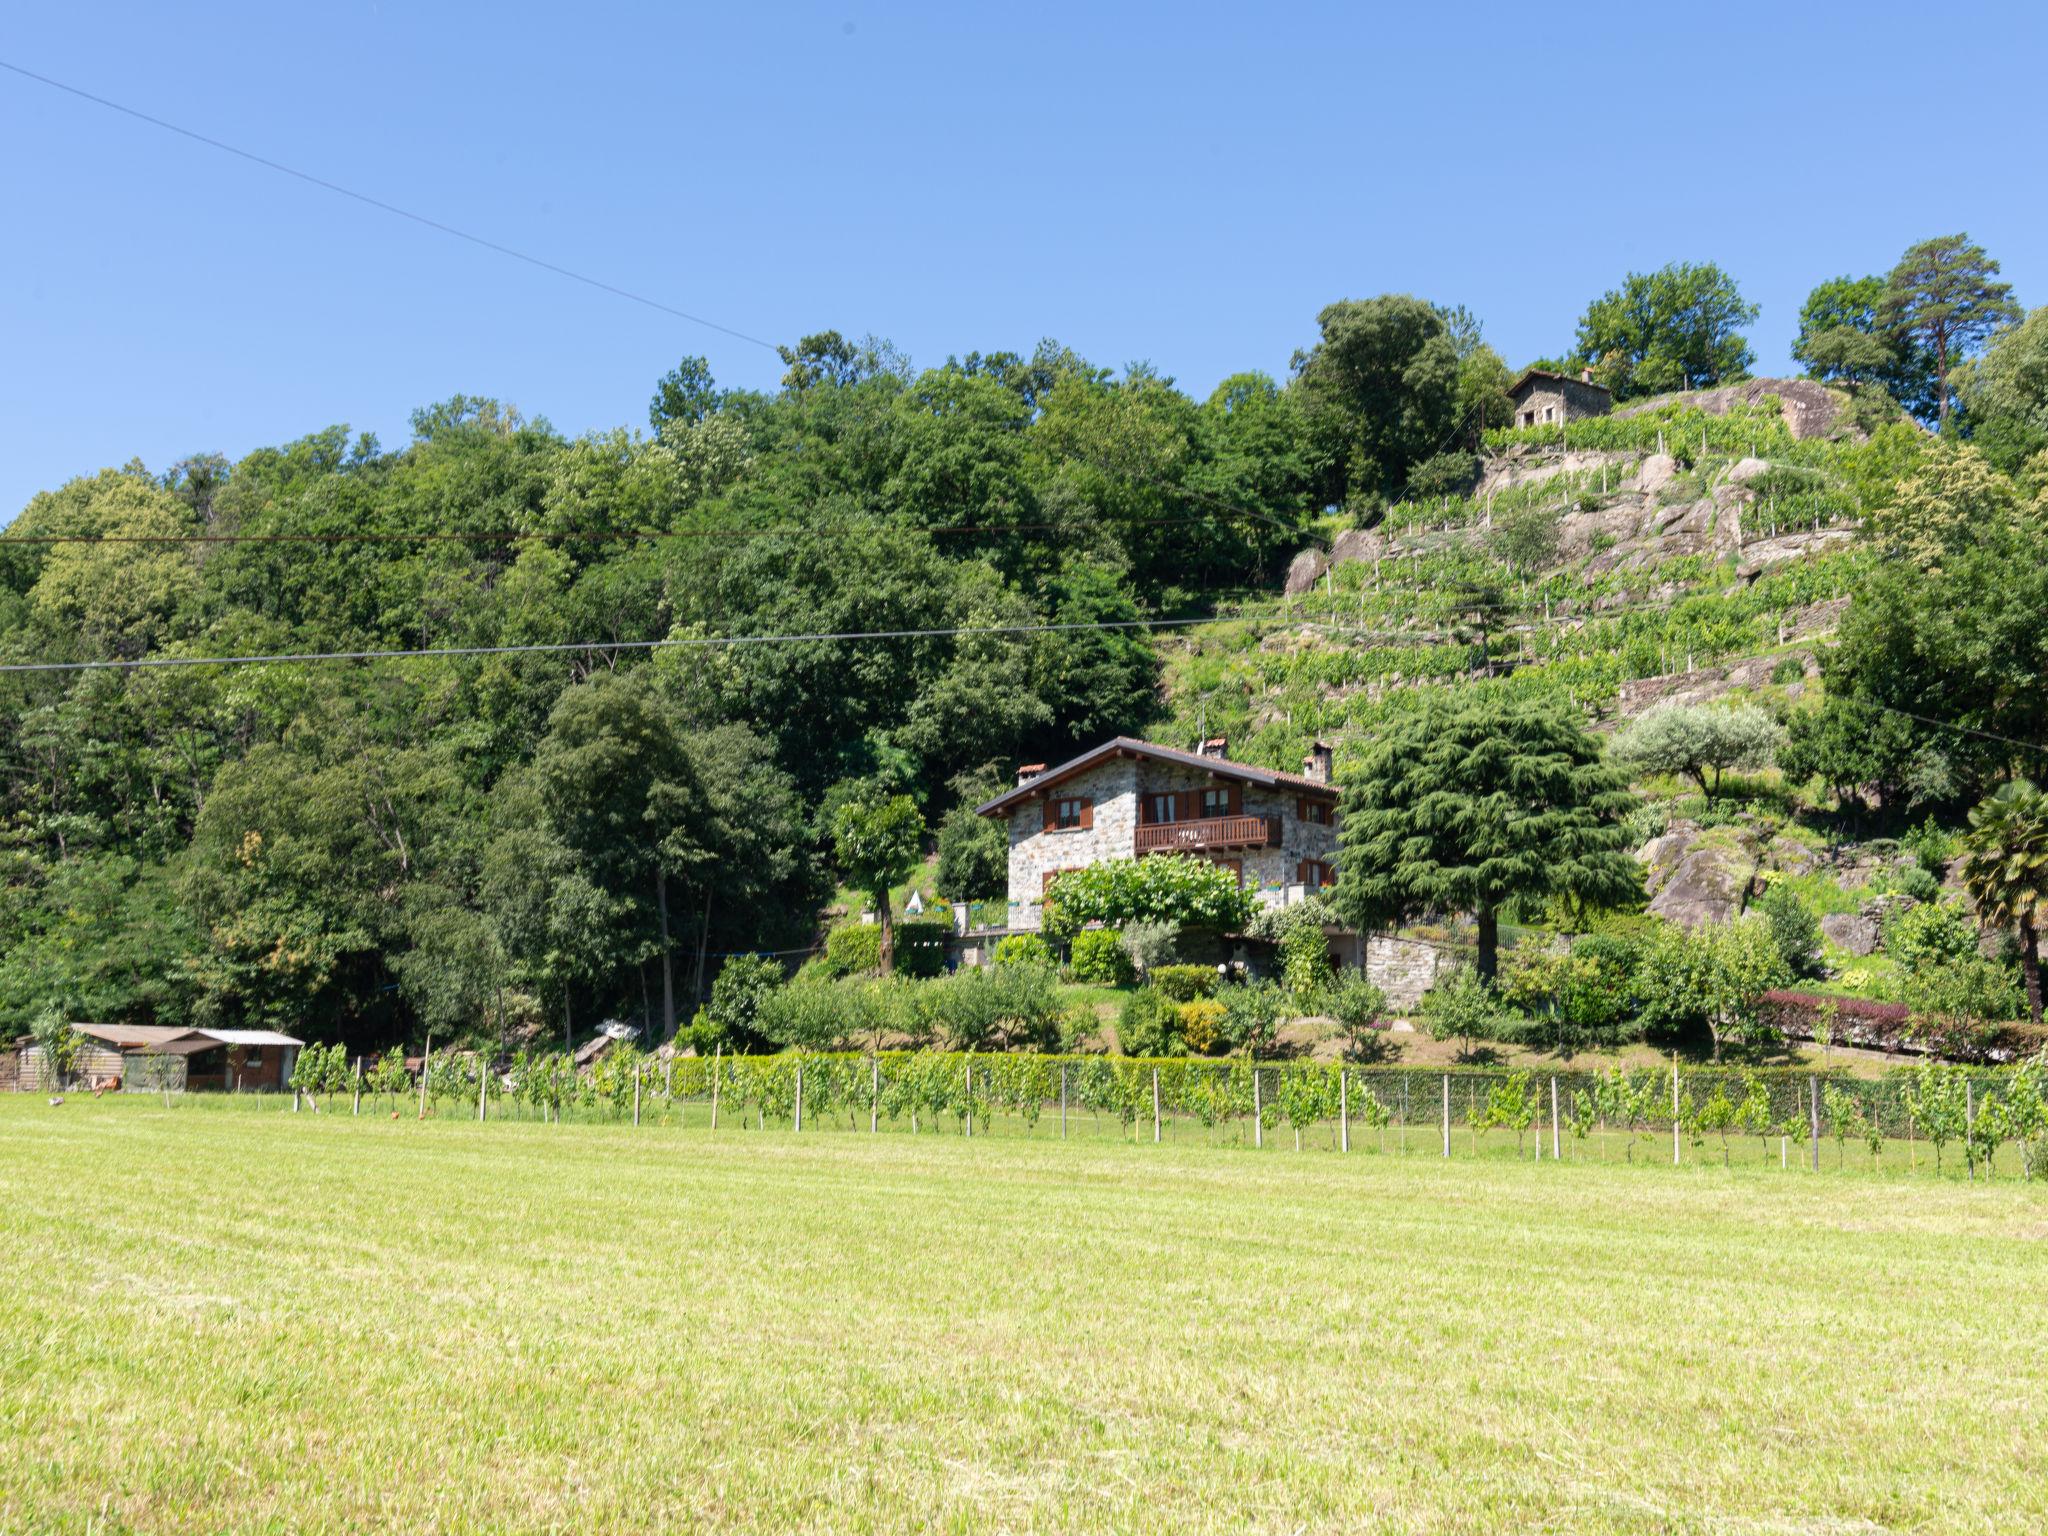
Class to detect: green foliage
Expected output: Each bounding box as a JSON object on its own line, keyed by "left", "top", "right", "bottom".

{"left": 1612, "top": 703, "right": 1783, "bottom": 800}
{"left": 1149, "top": 965, "right": 1218, "bottom": 1003}
{"left": 830, "top": 790, "right": 925, "bottom": 974}
{"left": 1756, "top": 882, "right": 1825, "bottom": 980}
{"left": 824, "top": 924, "right": 884, "bottom": 978}
{"left": 1883, "top": 900, "right": 1978, "bottom": 975}
{"left": 1277, "top": 922, "right": 1332, "bottom": 1005}
{"left": 992, "top": 933, "right": 1053, "bottom": 968}
{"left": 1568, "top": 262, "right": 1758, "bottom": 399}
{"left": 1291, "top": 294, "right": 1460, "bottom": 504}
{"left": 1216, "top": 980, "right": 1286, "bottom": 1056}
{"left": 892, "top": 919, "right": 952, "bottom": 981}
{"left": 935, "top": 803, "right": 1006, "bottom": 901}
{"left": 1634, "top": 916, "right": 1789, "bottom": 1059}
{"left": 1419, "top": 967, "right": 1509, "bottom": 1055}
{"left": 1045, "top": 856, "right": 1255, "bottom": 934}
{"left": 1960, "top": 778, "right": 2048, "bottom": 1024}
{"left": 1881, "top": 234, "right": 2021, "bottom": 426}
{"left": 1117, "top": 920, "right": 1181, "bottom": 972}
{"left": 1068, "top": 929, "right": 1136, "bottom": 986}
{"left": 709, "top": 954, "right": 783, "bottom": 1043}
{"left": 1498, "top": 938, "right": 1640, "bottom": 1054}
{"left": 1334, "top": 695, "right": 1637, "bottom": 978}
{"left": 1117, "top": 988, "right": 1184, "bottom": 1058}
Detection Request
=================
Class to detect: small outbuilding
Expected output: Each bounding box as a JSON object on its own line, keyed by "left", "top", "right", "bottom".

{"left": 1507, "top": 367, "right": 1612, "bottom": 428}
{"left": 13, "top": 1024, "right": 303, "bottom": 1093}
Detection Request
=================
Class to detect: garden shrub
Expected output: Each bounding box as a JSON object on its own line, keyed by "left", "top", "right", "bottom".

{"left": 1177, "top": 998, "right": 1228, "bottom": 1055}
{"left": 1118, "top": 920, "right": 1180, "bottom": 972}
{"left": 1069, "top": 929, "right": 1136, "bottom": 986}
{"left": 921, "top": 962, "right": 1065, "bottom": 1052}
{"left": 1324, "top": 971, "right": 1388, "bottom": 1053}
{"left": 1756, "top": 882, "right": 1825, "bottom": 979}
{"left": 1277, "top": 922, "right": 1332, "bottom": 1004}
{"left": 1755, "top": 989, "right": 1911, "bottom": 1048}
{"left": 708, "top": 954, "right": 783, "bottom": 1043}
{"left": 754, "top": 983, "right": 845, "bottom": 1050}
{"left": 1876, "top": 865, "right": 1942, "bottom": 904}
{"left": 892, "top": 919, "right": 952, "bottom": 980}
{"left": 824, "top": 923, "right": 883, "bottom": 977}
{"left": 992, "top": 933, "right": 1053, "bottom": 968}
{"left": 1883, "top": 899, "right": 1977, "bottom": 974}
{"left": 1216, "top": 979, "right": 1285, "bottom": 1056}
{"left": 1118, "top": 987, "right": 1184, "bottom": 1057}
{"left": 1150, "top": 964, "right": 1218, "bottom": 1003}
{"left": 1420, "top": 966, "right": 1509, "bottom": 1054}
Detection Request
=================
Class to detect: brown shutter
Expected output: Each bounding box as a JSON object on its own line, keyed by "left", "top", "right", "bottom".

{"left": 1174, "top": 790, "right": 1192, "bottom": 822}
{"left": 1042, "top": 797, "right": 1056, "bottom": 833}
{"left": 1297, "top": 859, "right": 1308, "bottom": 885}
{"left": 1078, "top": 798, "right": 1094, "bottom": 830}
{"left": 1227, "top": 783, "right": 1242, "bottom": 816}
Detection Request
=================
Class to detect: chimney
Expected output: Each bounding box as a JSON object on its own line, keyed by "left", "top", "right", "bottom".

{"left": 1016, "top": 762, "right": 1046, "bottom": 787}
{"left": 1302, "top": 741, "right": 1333, "bottom": 785}
{"left": 1580, "top": 367, "right": 1594, "bottom": 385}
{"left": 1196, "top": 736, "right": 1228, "bottom": 761}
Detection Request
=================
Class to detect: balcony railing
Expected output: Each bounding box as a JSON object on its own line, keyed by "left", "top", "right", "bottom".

{"left": 1134, "top": 815, "right": 1278, "bottom": 854}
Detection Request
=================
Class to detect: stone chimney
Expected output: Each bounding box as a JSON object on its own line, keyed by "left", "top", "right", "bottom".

{"left": 1580, "top": 367, "right": 1595, "bottom": 385}
{"left": 1302, "top": 741, "right": 1333, "bottom": 784}
{"left": 1016, "top": 762, "right": 1045, "bottom": 787}
{"left": 1196, "top": 736, "right": 1229, "bottom": 761}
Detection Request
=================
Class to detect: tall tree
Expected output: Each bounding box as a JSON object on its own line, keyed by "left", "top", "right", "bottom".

{"left": 829, "top": 788, "right": 924, "bottom": 975}
{"left": 1332, "top": 695, "right": 1639, "bottom": 978}
{"left": 1957, "top": 306, "right": 2048, "bottom": 471}
{"left": 1960, "top": 778, "right": 2048, "bottom": 1025}
{"left": 1881, "top": 234, "right": 2022, "bottom": 430}
{"left": 1790, "top": 274, "right": 1933, "bottom": 412}
{"left": 1290, "top": 295, "right": 1461, "bottom": 505}
{"left": 1570, "top": 262, "right": 1758, "bottom": 399}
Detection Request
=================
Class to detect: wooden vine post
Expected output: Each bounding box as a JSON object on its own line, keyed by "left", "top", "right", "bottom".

{"left": 1671, "top": 1055, "right": 1681, "bottom": 1167}
{"left": 710, "top": 1043, "right": 721, "bottom": 1131}
{"left": 479, "top": 1060, "right": 489, "bottom": 1123}
{"left": 1152, "top": 1068, "right": 1161, "bottom": 1144}
{"left": 352, "top": 1057, "right": 362, "bottom": 1117}
{"left": 870, "top": 1056, "right": 879, "bottom": 1134}
{"left": 1253, "top": 1067, "right": 1263, "bottom": 1150}
{"left": 1340, "top": 1070, "right": 1349, "bottom": 1154}
{"left": 1550, "top": 1077, "right": 1560, "bottom": 1160}
{"left": 1060, "top": 1063, "right": 1068, "bottom": 1140}
{"left": 1808, "top": 1076, "right": 1819, "bottom": 1172}
{"left": 1441, "top": 1074, "right": 1450, "bottom": 1158}
{"left": 417, "top": 1031, "right": 432, "bottom": 1122}
{"left": 793, "top": 1060, "right": 804, "bottom": 1133}
{"left": 632, "top": 1064, "right": 641, "bottom": 1128}
{"left": 1966, "top": 1078, "right": 1975, "bottom": 1182}
{"left": 963, "top": 1059, "right": 972, "bottom": 1139}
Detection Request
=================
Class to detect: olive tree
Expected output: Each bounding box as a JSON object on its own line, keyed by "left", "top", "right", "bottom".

{"left": 1611, "top": 703, "right": 1783, "bottom": 801}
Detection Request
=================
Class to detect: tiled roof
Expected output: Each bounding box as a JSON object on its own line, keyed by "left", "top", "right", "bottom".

{"left": 975, "top": 736, "right": 1337, "bottom": 816}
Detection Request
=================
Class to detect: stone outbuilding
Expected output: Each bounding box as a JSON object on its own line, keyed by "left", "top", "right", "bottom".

{"left": 1508, "top": 367, "right": 1612, "bottom": 428}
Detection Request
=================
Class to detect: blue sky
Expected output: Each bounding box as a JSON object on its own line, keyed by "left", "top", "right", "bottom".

{"left": 4, "top": 2, "right": 2044, "bottom": 519}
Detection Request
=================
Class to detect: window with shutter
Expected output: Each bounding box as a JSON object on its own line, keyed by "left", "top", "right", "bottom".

{"left": 1200, "top": 786, "right": 1230, "bottom": 819}
{"left": 1052, "top": 796, "right": 1090, "bottom": 831}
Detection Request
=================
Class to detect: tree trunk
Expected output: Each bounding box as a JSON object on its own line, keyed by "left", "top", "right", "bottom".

{"left": 693, "top": 888, "right": 715, "bottom": 1008}
{"left": 1475, "top": 907, "right": 1499, "bottom": 982}
{"left": 655, "top": 865, "right": 675, "bottom": 1040}
{"left": 2022, "top": 920, "right": 2043, "bottom": 1027}
{"left": 877, "top": 887, "right": 896, "bottom": 976}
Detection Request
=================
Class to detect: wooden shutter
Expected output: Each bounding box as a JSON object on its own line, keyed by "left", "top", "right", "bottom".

{"left": 1227, "top": 783, "right": 1242, "bottom": 816}
{"left": 1041, "top": 797, "right": 1056, "bottom": 833}
{"left": 1297, "top": 859, "right": 1308, "bottom": 885}
{"left": 1078, "top": 798, "right": 1094, "bottom": 830}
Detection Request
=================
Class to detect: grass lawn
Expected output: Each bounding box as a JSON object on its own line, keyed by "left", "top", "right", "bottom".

{"left": 4, "top": 1098, "right": 2044, "bottom": 1534}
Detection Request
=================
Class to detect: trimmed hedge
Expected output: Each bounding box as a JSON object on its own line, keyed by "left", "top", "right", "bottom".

{"left": 893, "top": 919, "right": 952, "bottom": 980}
{"left": 1757, "top": 989, "right": 2048, "bottom": 1064}
{"left": 1069, "top": 929, "right": 1135, "bottom": 986}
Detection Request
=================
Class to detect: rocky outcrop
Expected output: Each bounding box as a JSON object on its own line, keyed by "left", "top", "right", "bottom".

{"left": 1282, "top": 547, "right": 1328, "bottom": 596}
{"left": 1821, "top": 911, "right": 1880, "bottom": 956}
{"left": 1639, "top": 823, "right": 1762, "bottom": 928}
{"left": 1613, "top": 377, "right": 1853, "bottom": 441}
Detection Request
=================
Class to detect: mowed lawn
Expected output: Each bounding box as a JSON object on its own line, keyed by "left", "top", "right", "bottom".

{"left": 3, "top": 1099, "right": 2044, "bottom": 1535}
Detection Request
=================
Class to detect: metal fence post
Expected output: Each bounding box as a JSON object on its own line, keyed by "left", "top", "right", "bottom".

{"left": 1808, "top": 1076, "right": 1819, "bottom": 1172}
{"left": 1152, "top": 1068, "right": 1161, "bottom": 1144}
{"left": 1441, "top": 1074, "right": 1450, "bottom": 1158}
{"left": 870, "top": 1056, "right": 879, "bottom": 1134}
{"left": 1060, "top": 1063, "right": 1068, "bottom": 1140}
{"left": 1340, "top": 1070, "right": 1349, "bottom": 1154}
{"left": 793, "top": 1060, "right": 803, "bottom": 1134}
{"left": 1253, "top": 1067, "right": 1263, "bottom": 1150}
{"left": 1550, "top": 1076, "right": 1559, "bottom": 1160}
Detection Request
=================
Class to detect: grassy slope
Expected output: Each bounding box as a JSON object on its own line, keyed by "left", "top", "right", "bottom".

{"left": 4, "top": 1099, "right": 2043, "bottom": 1534}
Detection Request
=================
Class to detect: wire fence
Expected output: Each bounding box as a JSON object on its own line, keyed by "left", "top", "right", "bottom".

{"left": 295, "top": 1050, "right": 2048, "bottom": 1182}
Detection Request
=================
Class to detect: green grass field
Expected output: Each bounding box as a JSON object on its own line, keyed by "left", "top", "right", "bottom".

{"left": 4, "top": 1097, "right": 2044, "bottom": 1534}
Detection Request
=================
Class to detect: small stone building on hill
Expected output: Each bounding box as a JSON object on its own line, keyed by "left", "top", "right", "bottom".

{"left": 1508, "top": 368, "right": 1612, "bottom": 427}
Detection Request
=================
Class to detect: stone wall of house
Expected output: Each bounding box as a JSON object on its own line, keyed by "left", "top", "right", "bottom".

{"left": 1005, "top": 757, "right": 1138, "bottom": 930}
{"left": 1365, "top": 935, "right": 1455, "bottom": 1010}
{"left": 1512, "top": 376, "right": 1611, "bottom": 428}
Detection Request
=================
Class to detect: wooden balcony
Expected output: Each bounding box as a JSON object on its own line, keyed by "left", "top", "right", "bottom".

{"left": 1134, "top": 815, "right": 1278, "bottom": 854}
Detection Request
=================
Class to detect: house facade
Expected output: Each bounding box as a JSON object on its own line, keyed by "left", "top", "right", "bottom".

{"left": 1507, "top": 367, "right": 1612, "bottom": 427}
{"left": 974, "top": 736, "right": 1341, "bottom": 932}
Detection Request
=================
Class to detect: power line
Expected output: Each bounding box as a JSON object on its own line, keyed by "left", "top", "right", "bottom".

{"left": 0, "top": 614, "right": 1262, "bottom": 676}
{"left": 0, "top": 58, "right": 782, "bottom": 356}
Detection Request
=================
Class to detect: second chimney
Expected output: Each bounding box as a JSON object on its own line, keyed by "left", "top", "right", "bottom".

{"left": 1016, "top": 762, "right": 1046, "bottom": 786}
{"left": 1302, "top": 741, "right": 1333, "bottom": 784}
{"left": 1197, "top": 736, "right": 1229, "bottom": 760}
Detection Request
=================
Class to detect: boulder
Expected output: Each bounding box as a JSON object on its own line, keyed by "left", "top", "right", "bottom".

{"left": 1283, "top": 547, "right": 1328, "bottom": 596}
{"left": 1723, "top": 455, "right": 1773, "bottom": 485}
{"left": 1329, "top": 527, "right": 1387, "bottom": 567}
{"left": 1633, "top": 453, "right": 1678, "bottom": 498}
{"left": 1644, "top": 832, "right": 1758, "bottom": 928}
{"left": 1821, "top": 911, "right": 1879, "bottom": 956}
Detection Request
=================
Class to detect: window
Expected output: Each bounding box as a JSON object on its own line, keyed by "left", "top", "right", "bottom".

{"left": 1543, "top": 406, "right": 1555, "bottom": 422}
{"left": 1298, "top": 859, "right": 1335, "bottom": 891}
{"left": 1143, "top": 792, "right": 1176, "bottom": 825}
{"left": 1043, "top": 795, "right": 1092, "bottom": 832}
{"left": 1200, "top": 787, "right": 1231, "bottom": 819}
{"left": 1297, "top": 797, "right": 1332, "bottom": 825}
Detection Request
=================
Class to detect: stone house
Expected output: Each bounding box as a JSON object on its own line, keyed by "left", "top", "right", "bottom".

{"left": 973, "top": 736, "right": 1342, "bottom": 933}
{"left": 1507, "top": 367, "right": 1612, "bottom": 428}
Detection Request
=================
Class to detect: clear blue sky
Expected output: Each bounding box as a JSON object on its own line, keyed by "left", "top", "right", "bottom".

{"left": 5, "top": 1, "right": 2043, "bottom": 519}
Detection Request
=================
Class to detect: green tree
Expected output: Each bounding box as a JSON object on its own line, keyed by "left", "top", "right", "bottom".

{"left": 830, "top": 788, "right": 925, "bottom": 974}
{"left": 1634, "top": 916, "right": 1788, "bottom": 1060}
{"left": 1611, "top": 703, "right": 1783, "bottom": 800}
{"left": 1332, "top": 695, "right": 1639, "bottom": 978}
{"left": 1960, "top": 778, "right": 2048, "bottom": 1025}
{"left": 1881, "top": 234, "right": 2022, "bottom": 430}
{"left": 935, "top": 801, "right": 1007, "bottom": 901}
{"left": 1044, "top": 855, "right": 1255, "bottom": 936}
{"left": 1569, "top": 262, "right": 1758, "bottom": 399}
{"left": 1790, "top": 273, "right": 1933, "bottom": 412}
{"left": 1290, "top": 294, "right": 1461, "bottom": 504}
{"left": 1957, "top": 307, "right": 2048, "bottom": 471}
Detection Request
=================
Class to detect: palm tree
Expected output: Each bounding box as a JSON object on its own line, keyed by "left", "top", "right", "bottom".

{"left": 1960, "top": 779, "right": 2048, "bottom": 1025}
